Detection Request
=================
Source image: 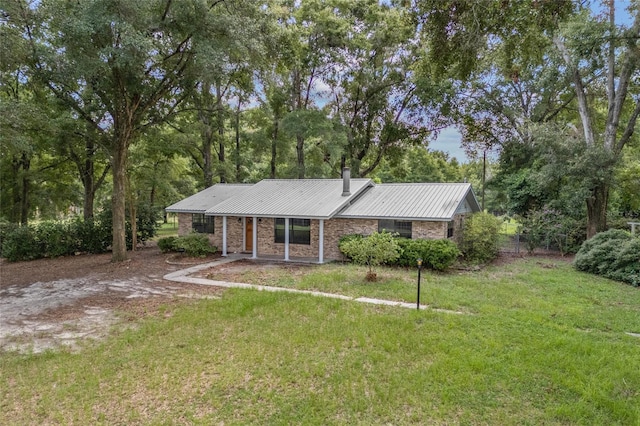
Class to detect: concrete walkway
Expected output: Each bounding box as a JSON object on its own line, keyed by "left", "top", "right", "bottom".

{"left": 164, "top": 255, "right": 464, "bottom": 313}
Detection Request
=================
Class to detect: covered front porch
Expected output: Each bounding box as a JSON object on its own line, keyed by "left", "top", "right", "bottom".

{"left": 217, "top": 216, "right": 330, "bottom": 264}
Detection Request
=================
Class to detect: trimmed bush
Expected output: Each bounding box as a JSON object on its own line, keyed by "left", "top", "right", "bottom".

{"left": 458, "top": 212, "right": 502, "bottom": 264}
{"left": 37, "top": 221, "right": 75, "bottom": 258}
{"left": 172, "top": 233, "right": 217, "bottom": 257}
{"left": 395, "top": 238, "right": 460, "bottom": 271}
{"left": 574, "top": 229, "right": 640, "bottom": 286}
{"left": 158, "top": 236, "right": 178, "bottom": 253}
{"left": 72, "top": 218, "right": 110, "bottom": 254}
{"left": 1, "top": 225, "right": 40, "bottom": 262}
{"left": 0, "top": 219, "right": 18, "bottom": 258}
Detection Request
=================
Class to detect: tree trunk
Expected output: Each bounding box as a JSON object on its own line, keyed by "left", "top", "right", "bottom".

{"left": 19, "top": 153, "right": 30, "bottom": 225}
{"left": 586, "top": 184, "right": 609, "bottom": 239}
{"left": 270, "top": 119, "right": 278, "bottom": 179}
{"left": 129, "top": 198, "right": 137, "bottom": 252}
{"left": 111, "top": 139, "right": 129, "bottom": 262}
{"left": 216, "top": 81, "right": 226, "bottom": 183}
{"left": 198, "top": 81, "right": 214, "bottom": 188}
{"left": 84, "top": 187, "right": 95, "bottom": 221}
{"left": 296, "top": 134, "right": 305, "bottom": 179}
{"left": 203, "top": 129, "right": 213, "bottom": 187}
{"left": 235, "top": 97, "right": 241, "bottom": 182}
{"left": 82, "top": 139, "right": 95, "bottom": 220}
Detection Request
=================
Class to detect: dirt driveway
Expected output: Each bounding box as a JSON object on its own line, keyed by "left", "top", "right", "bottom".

{"left": 0, "top": 244, "right": 224, "bottom": 354}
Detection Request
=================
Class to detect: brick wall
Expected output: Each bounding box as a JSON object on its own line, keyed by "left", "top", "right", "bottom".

{"left": 412, "top": 221, "right": 447, "bottom": 239}
{"left": 176, "top": 213, "right": 244, "bottom": 253}
{"left": 323, "top": 218, "right": 378, "bottom": 260}
{"left": 177, "top": 213, "right": 460, "bottom": 261}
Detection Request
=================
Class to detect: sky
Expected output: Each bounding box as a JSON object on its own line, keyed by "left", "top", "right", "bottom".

{"left": 428, "top": 0, "right": 635, "bottom": 164}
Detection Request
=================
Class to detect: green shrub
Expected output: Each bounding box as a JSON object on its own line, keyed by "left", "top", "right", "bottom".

{"left": 520, "top": 208, "right": 586, "bottom": 255}
{"left": 71, "top": 218, "right": 110, "bottom": 254}
{"left": 36, "top": 221, "right": 76, "bottom": 258}
{"left": 96, "top": 203, "right": 159, "bottom": 250}
{"left": 0, "top": 219, "right": 18, "bottom": 257}
{"left": 1, "top": 217, "right": 114, "bottom": 262}
{"left": 458, "top": 212, "right": 502, "bottom": 264}
{"left": 158, "top": 236, "right": 178, "bottom": 253}
{"left": 574, "top": 229, "right": 639, "bottom": 286}
{"left": 395, "top": 238, "right": 460, "bottom": 271}
{"left": 339, "top": 231, "right": 400, "bottom": 278}
{"left": 338, "top": 234, "right": 364, "bottom": 258}
{"left": 172, "top": 233, "right": 217, "bottom": 257}
{"left": 2, "top": 225, "right": 40, "bottom": 262}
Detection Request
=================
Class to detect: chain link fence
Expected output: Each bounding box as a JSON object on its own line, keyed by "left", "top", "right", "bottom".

{"left": 498, "top": 221, "right": 571, "bottom": 255}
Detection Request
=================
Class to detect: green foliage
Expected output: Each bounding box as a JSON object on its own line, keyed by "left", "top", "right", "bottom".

{"left": 96, "top": 204, "right": 159, "bottom": 250}
{"left": 338, "top": 233, "right": 364, "bottom": 257}
{"left": 157, "top": 236, "right": 178, "bottom": 253}
{"left": 339, "top": 231, "right": 400, "bottom": 275}
{"left": 574, "top": 229, "right": 640, "bottom": 287}
{"left": 395, "top": 238, "right": 460, "bottom": 271}
{"left": 459, "top": 212, "right": 502, "bottom": 264}
{"left": 172, "top": 233, "right": 217, "bottom": 257}
{"left": 0, "top": 219, "right": 17, "bottom": 257}
{"left": 36, "top": 221, "right": 76, "bottom": 258}
{"left": 520, "top": 208, "right": 586, "bottom": 255}
{"left": 1, "top": 225, "right": 40, "bottom": 262}
{"left": 1, "top": 208, "right": 157, "bottom": 262}
{"left": 1, "top": 220, "right": 110, "bottom": 262}
{"left": 71, "top": 218, "right": 110, "bottom": 254}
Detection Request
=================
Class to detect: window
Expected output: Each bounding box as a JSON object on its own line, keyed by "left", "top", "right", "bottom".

{"left": 275, "top": 218, "right": 311, "bottom": 245}
{"left": 447, "top": 221, "right": 454, "bottom": 238}
{"left": 192, "top": 214, "right": 215, "bottom": 234}
{"left": 378, "top": 219, "right": 412, "bottom": 239}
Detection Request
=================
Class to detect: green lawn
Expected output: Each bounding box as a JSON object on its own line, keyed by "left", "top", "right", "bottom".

{"left": 154, "top": 221, "right": 179, "bottom": 239}
{"left": 2, "top": 258, "right": 639, "bottom": 425}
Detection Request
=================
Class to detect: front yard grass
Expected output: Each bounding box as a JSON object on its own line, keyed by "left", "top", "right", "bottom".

{"left": 1, "top": 257, "right": 639, "bottom": 424}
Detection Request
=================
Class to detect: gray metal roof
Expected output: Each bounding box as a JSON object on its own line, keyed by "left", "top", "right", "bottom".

{"left": 165, "top": 184, "right": 252, "bottom": 213}
{"left": 336, "top": 183, "right": 480, "bottom": 220}
{"left": 206, "top": 179, "right": 373, "bottom": 219}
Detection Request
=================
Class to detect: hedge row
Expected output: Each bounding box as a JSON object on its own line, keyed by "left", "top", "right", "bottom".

{"left": 574, "top": 229, "right": 640, "bottom": 287}
{"left": 339, "top": 233, "right": 460, "bottom": 271}
{"left": 1, "top": 208, "right": 158, "bottom": 262}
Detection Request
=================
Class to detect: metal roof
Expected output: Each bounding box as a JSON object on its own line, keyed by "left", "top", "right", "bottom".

{"left": 336, "top": 183, "right": 480, "bottom": 220}
{"left": 205, "top": 179, "right": 373, "bottom": 219}
{"left": 165, "top": 184, "right": 252, "bottom": 213}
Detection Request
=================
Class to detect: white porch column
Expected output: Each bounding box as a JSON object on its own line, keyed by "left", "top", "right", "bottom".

{"left": 318, "top": 219, "right": 324, "bottom": 264}
{"left": 222, "top": 216, "right": 228, "bottom": 256}
{"left": 284, "top": 218, "right": 290, "bottom": 261}
{"left": 242, "top": 217, "right": 246, "bottom": 251}
{"left": 252, "top": 216, "right": 258, "bottom": 259}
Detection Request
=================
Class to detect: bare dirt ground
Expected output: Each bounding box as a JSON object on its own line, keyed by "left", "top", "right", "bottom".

{"left": 0, "top": 243, "right": 224, "bottom": 354}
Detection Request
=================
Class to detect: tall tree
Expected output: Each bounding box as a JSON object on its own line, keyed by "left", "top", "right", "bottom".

{"left": 6, "top": 0, "right": 261, "bottom": 261}
{"left": 327, "top": 0, "right": 448, "bottom": 177}
{"left": 553, "top": 3, "right": 640, "bottom": 236}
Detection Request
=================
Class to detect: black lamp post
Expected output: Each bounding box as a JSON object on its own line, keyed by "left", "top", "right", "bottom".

{"left": 416, "top": 258, "right": 423, "bottom": 310}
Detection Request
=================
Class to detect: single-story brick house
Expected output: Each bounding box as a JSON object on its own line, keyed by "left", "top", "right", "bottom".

{"left": 165, "top": 169, "right": 480, "bottom": 263}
